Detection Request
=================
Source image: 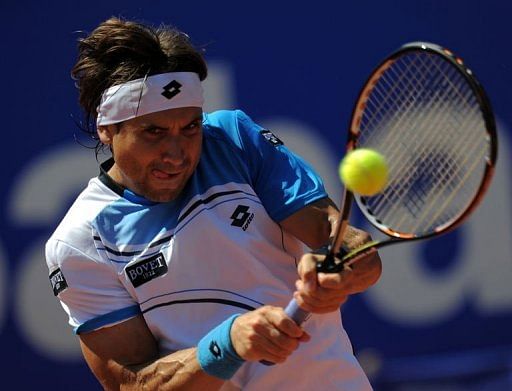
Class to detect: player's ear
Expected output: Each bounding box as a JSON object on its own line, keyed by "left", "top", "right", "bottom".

{"left": 97, "top": 125, "right": 114, "bottom": 145}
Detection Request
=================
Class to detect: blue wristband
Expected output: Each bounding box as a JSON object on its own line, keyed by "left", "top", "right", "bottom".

{"left": 197, "top": 314, "right": 245, "bottom": 380}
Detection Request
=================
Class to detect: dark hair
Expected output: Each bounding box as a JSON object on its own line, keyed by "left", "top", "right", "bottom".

{"left": 71, "top": 17, "right": 208, "bottom": 152}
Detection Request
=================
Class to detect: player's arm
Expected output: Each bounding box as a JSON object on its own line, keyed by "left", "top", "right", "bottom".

{"left": 279, "top": 197, "right": 339, "bottom": 249}
{"left": 79, "top": 307, "right": 309, "bottom": 390}
{"left": 280, "top": 197, "right": 382, "bottom": 312}
{"left": 79, "top": 314, "right": 222, "bottom": 391}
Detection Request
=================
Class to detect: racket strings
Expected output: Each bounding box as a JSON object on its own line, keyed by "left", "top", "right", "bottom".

{"left": 375, "top": 92, "right": 484, "bottom": 229}
{"left": 361, "top": 55, "right": 432, "bottom": 140}
{"left": 355, "top": 52, "right": 489, "bottom": 234}
{"left": 397, "top": 124, "right": 486, "bottom": 232}
{"left": 373, "top": 129, "right": 483, "bottom": 233}
{"left": 366, "top": 54, "right": 471, "bottom": 151}
{"left": 418, "top": 118, "right": 486, "bottom": 217}
{"left": 375, "top": 98, "right": 485, "bottom": 232}
{"left": 364, "top": 56, "right": 475, "bottom": 195}
{"left": 376, "top": 88, "right": 483, "bottom": 217}
{"left": 421, "top": 142, "right": 487, "bottom": 231}
{"left": 362, "top": 55, "right": 464, "bottom": 162}
{"left": 365, "top": 67, "right": 420, "bottom": 130}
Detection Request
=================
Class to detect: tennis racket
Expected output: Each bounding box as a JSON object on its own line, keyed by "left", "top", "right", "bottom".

{"left": 284, "top": 41, "right": 498, "bottom": 327}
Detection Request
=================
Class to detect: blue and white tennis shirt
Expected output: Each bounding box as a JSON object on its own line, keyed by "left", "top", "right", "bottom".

{"left": 46, "top": 110, "right": 371, "bottom": 390}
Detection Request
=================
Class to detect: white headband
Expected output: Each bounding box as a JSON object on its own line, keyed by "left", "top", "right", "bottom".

{"left": 96, "top": 72, "right": 204, "bottom": 126}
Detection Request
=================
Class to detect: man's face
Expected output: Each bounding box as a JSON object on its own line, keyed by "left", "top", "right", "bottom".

{"left": 98, "top": 107, "right": 203, "bottom": 202}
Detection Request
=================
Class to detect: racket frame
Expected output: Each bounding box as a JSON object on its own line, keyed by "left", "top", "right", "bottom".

{"left": 346, "top": 42, "right": 498, "bottom": 248}
{"left": 279, "top": 41, "right": 499, "bottom": 336}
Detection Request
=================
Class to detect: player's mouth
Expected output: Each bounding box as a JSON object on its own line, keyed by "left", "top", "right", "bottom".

{"left": 151, "top": 168, "right": 183, "bottom": 181}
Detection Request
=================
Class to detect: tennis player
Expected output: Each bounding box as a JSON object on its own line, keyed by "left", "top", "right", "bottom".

{"left": 46, "top": 17, "right": 382, "bottom": 390}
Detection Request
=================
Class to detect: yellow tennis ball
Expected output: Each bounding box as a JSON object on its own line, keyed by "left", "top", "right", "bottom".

{"left": 339, "top": 148, "right": 389, "bottom": 196}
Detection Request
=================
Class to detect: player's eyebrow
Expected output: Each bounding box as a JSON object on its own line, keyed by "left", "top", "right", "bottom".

{"left": 134, "top": 114, "right": 203, "bottom": 131}
{"left": 139, "top": 123, "right": 167, "bottom": 130}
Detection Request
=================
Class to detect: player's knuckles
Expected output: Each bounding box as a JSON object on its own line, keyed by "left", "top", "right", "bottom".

{"left": 321, "top": 276, "right": 355, "bottom": 295}
{"left": 298, "top": 285, "right": 331, "bottom": 300}
{"left": 270, "top": 331, "right": 299, "bottom": 352}
{"left": 251, "top": 320, "right": 272, "bottom": 338}
{"left": 272, "top": 315, "right": 293, "bottom": 331}
{"left": 295, "top": 294, "right": 328, "bottom": 312}
{"left": 273, "top": 315, "right": 303, "bottom": 339}
{"left": 284, "top": 323, "right": 303, "bottom": 339}
{"left": 255, "top": 306, "right": 283, "bottom": 324}
{"left": 280, "top": 337, "right": 300, "bottom": 353}
{"left": 296, "top": 281, "right": 348, "bottom": 301}
{"left": 293, "top": 292, "right": 310, "bottom": 310}
{"left": 296, "top": 291, "right": 326, "bottom": 307}
{"left": 297, "top": 290, "right": 346, "bottom": 311}
{"left": 298, "top": 254, "right": 317, "bottom": 276}
{"left": 318, "top": 272, "right": 351, "bottom": 289}
{"left": 258, "top": 304, "right": 279, "bottom": 315}
{"left": 295, "top": 279, "right": 317, "bottom": 296}
{"left": 265, "top": 306, "right": 293, "bottom": 326}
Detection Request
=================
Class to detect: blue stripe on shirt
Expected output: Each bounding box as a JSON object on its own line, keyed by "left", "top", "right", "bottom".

{"left": 74, "top": 305, "right": 141, "bottom": 334}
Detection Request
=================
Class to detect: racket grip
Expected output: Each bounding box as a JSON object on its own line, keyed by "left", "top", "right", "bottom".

{"left": 284, "top": 298, "right": 310, "bottom": 325}
{"left": 260, "top": 299, "right": 310, "bottom": 366}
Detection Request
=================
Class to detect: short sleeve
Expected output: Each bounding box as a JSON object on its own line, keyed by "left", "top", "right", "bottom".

{"left": 234, "top": 110, "right": 328, "bottom": 221}
{"left": 46, "top": 238, "right": 140, "bottom": 334}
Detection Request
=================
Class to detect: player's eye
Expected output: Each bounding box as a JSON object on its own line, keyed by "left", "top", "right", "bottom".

{"left": 143, "top": 127, "right": 164, "bottom": 135}
{"left": 183, "top": 120, "right": 202, "bottom": 134}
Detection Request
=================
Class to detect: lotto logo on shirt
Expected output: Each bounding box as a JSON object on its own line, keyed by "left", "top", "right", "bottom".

{"left": 126, "top": 253, "right": 168, "bottom": 288}
{"left": 230, "top": 205, "right": 255, "bottom": 231}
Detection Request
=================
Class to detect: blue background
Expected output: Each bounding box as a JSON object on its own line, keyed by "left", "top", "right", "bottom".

{"left": 1, "top": 1, "right": 511, "bottom": 389}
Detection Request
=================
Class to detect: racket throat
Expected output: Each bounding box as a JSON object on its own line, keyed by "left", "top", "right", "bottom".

{"left": 316, "top": 247, "right": 349, "bottom": 273}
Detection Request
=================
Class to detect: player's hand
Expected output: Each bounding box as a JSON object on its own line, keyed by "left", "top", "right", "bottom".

{"left": 294, "top": 227, "right": 381, "bottom": 314}
{"left": 230, "top": 306, "right": 310, "bottom": 364}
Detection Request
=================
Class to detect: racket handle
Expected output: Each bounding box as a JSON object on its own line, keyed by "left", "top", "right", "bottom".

{"left": 260, "top": 298, "right": 310, "bottom": 366}
{"left": 283, "top": 297, "right": 310, "bottom": 325}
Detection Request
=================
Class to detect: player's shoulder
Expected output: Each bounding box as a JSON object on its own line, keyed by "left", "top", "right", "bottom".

{"left": 203, "top": 109, "right": 253, "bottom": 129}
{"left": 203, "top": 109, "right": 262, "bottom": 146}
{"left": 47, "top": 177, "right": 120, "bottom": 259}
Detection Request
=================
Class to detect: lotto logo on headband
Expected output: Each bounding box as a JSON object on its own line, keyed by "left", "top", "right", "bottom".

{"left": 96, "top": 72, "right": 204, "bottom": 126}
{"left": 162, "top": 80, "right": 182, "bottom": 100}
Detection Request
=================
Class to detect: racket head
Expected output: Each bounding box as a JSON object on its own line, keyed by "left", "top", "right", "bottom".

{"left": 347, "top": 42, "right": 497, "bottom": 240}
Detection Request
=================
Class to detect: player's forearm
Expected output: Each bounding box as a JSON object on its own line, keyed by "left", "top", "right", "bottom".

{"left": 105, "top": 348, "right": 225, "bottom": 391}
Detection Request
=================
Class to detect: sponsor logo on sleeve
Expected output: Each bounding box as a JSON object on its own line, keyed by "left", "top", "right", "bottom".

{"left": 125, "top": 253, "right": 168, "bottom": 288}
{"left": 49, "top": 268, "right": 68, "bottom": 296}
{"left": 260, "top": 129, "right": 284, "bottom": 147}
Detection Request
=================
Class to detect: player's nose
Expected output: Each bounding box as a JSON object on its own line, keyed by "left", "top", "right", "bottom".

{"left": 161, "top": 137, "right": 185, "bottom": 165}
